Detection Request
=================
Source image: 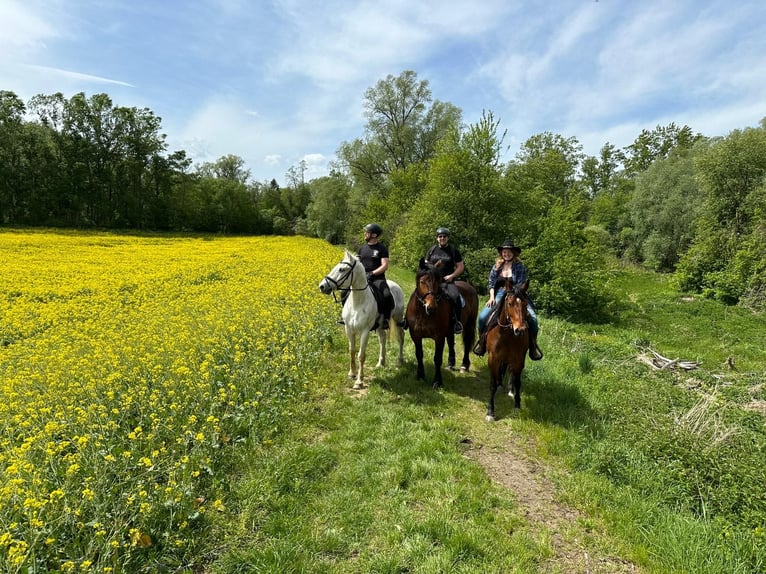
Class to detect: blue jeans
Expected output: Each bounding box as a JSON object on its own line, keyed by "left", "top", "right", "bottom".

{"left": 478, "top": 289, "right": 538, "bottom": 335}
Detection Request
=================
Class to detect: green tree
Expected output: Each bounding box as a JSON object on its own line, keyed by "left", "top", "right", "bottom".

{"left": 503, "top": 132, "right": 584, "bottom": 247}
{"left": 305, "top": 171, "right": 352, "bottom": 243}
{"left": 394, "top": 111, "right": 506, "bottom": 277}
{"left": 525, "top": 196, "right": 613, "bottom": 321}
{"left": 676, "top": 121, "right": 766, "bottom": 304}
{"left": 621, "top": 123, "right": 701, "bottom": 177}
{"left": 628, "top": 142, "right": 706, "bottom": 271}
{"left": 0, "top": 91, "right": 27, "bottom": 222}
{"left": 337, "top": 70, "right": 461, "bottom": 242}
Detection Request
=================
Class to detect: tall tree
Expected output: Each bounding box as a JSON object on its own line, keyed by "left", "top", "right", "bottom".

{"left": 0, "top": 91, "right": 27, "bottom": 222}
{"left": 394, "top": 111, "right": 506, "bottom": 275}
{"left": 676, "top": 121, "right": 766, "bottom": 304}
{"left": 305, "top": 171, "right": 352, "bottom": 243}
{"left": 504, "top": 132, "right": 584, "bottom": 245}
{"left": 337, "top": 70, "right": 461, "bottom": 241}
{"left": 621, "top": 123, "right": 701, "bottom": 177}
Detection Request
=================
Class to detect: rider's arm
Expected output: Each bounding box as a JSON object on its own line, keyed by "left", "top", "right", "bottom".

{"left": 370, "top": 257, "right": 389, "bottom": 277}
{"left": 446, "top": 260, "right": 465, "bottom": 282}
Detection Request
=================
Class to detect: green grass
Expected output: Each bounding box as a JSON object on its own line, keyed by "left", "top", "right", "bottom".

{"left": 209, "top": 260, "right": 766, "bottom": 573}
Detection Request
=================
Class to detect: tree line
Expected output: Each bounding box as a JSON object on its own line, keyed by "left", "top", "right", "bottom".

{"left": 2, "top": 70, "right": 765, "bottom": 318}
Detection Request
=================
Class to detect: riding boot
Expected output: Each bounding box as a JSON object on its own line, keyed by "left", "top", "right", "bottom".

{"left": 528, "top": 333, "right": 543, "bottom": 361}
{"left": 453, "top": 312, "right": 463, "bottom": 334}
{"left": 473, "top": 331, "right": 487, "bottom": 356}
{"left": 381, "top": 315, "right": 390, "bottom": 330}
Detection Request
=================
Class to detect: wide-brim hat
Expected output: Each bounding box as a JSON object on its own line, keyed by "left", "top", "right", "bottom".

{"left": 496, "top": 238, "right": 521, "bottom": 255}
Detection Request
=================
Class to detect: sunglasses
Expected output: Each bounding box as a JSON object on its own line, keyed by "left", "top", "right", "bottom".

{"left": 437, "top": 234, "right": 448, "bottom": 238}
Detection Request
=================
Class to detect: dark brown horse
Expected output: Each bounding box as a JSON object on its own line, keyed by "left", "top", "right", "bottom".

{"left": 406, "top": 259, "right": 478, "bottom": 388}
{"left": 486, "top": 280, "right": 530, "bottom": 420}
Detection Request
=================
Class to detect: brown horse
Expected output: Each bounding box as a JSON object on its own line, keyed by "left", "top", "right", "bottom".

{"left": 406, "top": 259, "right": 478, "bottom": 388}
{"left": 485, "top": 280, "right": 530, "bottom": 420}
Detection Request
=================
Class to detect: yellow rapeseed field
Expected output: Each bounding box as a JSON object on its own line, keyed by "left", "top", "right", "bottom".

{"left": 0, "top": 229, "right": 339, "bottom": 572}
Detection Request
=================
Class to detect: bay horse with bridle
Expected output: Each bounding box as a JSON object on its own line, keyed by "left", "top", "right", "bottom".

{"left": 485, "top": 279, "right": 530, "bottom": 421}
{"left": 319, "top": 249, "right": 405, "bottom": 389}
{"left": 406, "top": 258, "right": 478, "bottom": 389}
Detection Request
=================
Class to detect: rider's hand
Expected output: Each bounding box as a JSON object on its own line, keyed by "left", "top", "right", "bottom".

{"left": 366, "top": 272, "right": 374, "bottom": 282}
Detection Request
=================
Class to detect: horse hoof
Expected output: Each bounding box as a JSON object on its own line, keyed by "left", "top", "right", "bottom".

{"left": 446, "top": 365, "right": 455, "bottom": 371}
{"left": 460, "top": 366, "right": 468, "bottom": 373}
{"left": 353, "top": 382, "right": 364, "bottom": 390}
{"left": 432, "top": 382, "right": 443, "bottom": 390}
{"left": 486, "top": 415, "right": 495, "bottom": 422}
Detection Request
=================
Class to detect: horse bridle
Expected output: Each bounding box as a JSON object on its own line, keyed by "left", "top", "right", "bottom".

{"left": 497, "top": 293, "right": 528, "bottom": 329}
{"left": 322, "top": 258, "right": 369, "bottom": 303}
{"left": 415, "top": 275, "right": 444, "bottom": 308}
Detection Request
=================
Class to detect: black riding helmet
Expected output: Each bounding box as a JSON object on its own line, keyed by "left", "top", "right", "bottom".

{"left": 436, "top": 227, "right": 450, "bottom": 236}
{"left": 364, "top": 223, "right": 383, "bottom": 236}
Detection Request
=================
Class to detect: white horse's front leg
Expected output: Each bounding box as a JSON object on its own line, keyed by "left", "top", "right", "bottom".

{"left": 347, "top": 328, "right": 357, "bottom": 380}
{"left": 355, "top": 330, "right": 371, "bottom": 389}
{"left": 376, "top": 328, "right": 387, "bottom": 368}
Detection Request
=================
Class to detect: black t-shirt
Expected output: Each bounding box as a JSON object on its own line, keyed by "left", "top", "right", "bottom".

{"left": 358, "top": 242, "right": 389, "bottom": 276}
{"left": 426, "top": 243, "right": 463, "bottom": 277}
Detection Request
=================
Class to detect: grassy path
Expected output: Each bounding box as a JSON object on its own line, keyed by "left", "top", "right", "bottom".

{"left": 211, "top": 337, "right": 638, "bottom": 573}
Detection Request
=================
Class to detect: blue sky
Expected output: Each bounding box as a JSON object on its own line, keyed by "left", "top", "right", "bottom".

{"left": 2, "top": 0, "right": 765, "bottom": 185}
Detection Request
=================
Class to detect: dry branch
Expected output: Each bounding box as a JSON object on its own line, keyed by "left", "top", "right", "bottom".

{"left": 639, "top": 349, "right": 700, "bottom": 371}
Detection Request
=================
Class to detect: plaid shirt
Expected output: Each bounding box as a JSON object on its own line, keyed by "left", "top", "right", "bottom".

{"left": 487, "top": 260, "right": 528, "bottom": 292}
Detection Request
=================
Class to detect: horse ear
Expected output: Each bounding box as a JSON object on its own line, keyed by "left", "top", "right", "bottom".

{"left": 418, "top": 257, "right": 427, "bottom": 270}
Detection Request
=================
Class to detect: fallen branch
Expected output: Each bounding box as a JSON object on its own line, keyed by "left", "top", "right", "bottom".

{"left": 640, "top": 349, "right": 700, "bottom": 371}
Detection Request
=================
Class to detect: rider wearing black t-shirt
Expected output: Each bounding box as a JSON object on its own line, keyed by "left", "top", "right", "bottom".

{"left": 425, "top": 227, "right": 465, "bottom": 334}
{"left": 351, "top": 223, "right": 394, "bottom": 330}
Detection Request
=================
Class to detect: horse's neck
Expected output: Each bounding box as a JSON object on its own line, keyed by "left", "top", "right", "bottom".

{"left": 349, "top": 267, "right": 370, "bottom": 292}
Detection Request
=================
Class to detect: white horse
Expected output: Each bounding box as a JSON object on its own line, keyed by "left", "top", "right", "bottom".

{"left": 319, "top": 249, "right": 405, "bottom": 389}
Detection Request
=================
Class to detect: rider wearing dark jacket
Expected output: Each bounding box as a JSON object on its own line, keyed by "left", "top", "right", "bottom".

{"left": 425, "top": 227, "right": 464, "bottom": 334}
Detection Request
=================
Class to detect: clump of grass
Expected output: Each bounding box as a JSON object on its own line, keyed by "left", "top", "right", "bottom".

{"left": 578, "top": 351, "right": 593, "bottom": 374}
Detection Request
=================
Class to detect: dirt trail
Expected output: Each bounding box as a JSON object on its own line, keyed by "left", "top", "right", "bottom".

{"left": 464, "top": 431, "right": 639, "bottom": 573}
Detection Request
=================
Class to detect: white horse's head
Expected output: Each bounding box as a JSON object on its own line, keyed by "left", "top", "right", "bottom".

{"left": 319, "top": 249, "right": 363, "bottom": 295}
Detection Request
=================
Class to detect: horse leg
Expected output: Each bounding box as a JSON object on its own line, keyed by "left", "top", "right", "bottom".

{"left": 355, "top": 331, "right": 372, "bottom": 389}
{"left": 393, "top": 323, "right": 404, "bottom": 368}
{"left": 432, "top": 337, "right": 445, "bottom": 389}
{"left": 414, "top": 337, "right": 426, "bottom": 381}
{"left": 510, "top": 371, "right": 522, "bottom": 409}
{"left": 376, "top": 327, "right": 387, "bottom": 368}
{"left": 346, "top": 330, "right": 357, "bottom": 380}
{"left": 487, "top": 373, "right": 499, "bottom": 422}
{"left": 460, "top": 331, "right": 472, "bottom": 373}
{"left": 446, "top": 333, "right": 456, "bottom": 370}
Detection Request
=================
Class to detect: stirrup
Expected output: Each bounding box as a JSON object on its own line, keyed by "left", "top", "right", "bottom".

{"left": 454, "top": 321, "right": 463, "bottom": 334}
{"left": 529, "top": 343, "right": 543, "bottom": 361}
